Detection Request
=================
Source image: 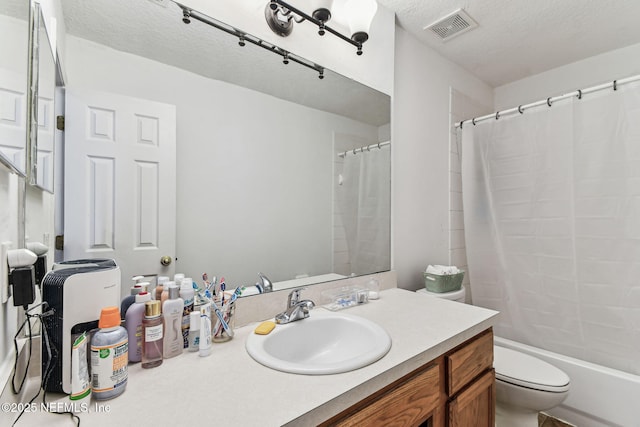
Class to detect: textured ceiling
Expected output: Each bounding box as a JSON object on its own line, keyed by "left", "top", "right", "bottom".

{"left": 377, "top": 0, "right": 640, "bottom": 87}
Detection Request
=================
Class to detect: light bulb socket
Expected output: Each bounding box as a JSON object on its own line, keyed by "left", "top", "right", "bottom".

{"left": 312, "top": 8, "right": 331, "bottom": 23}
{"left": 351, "top": 31, "right": 369, "bottom": 44}
{"left": 182, "top": 9, "right": 191, "bottom": 24}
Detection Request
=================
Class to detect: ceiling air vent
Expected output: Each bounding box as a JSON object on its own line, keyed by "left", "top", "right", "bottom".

{"left": 424, "top": 9, "right": 478, "bottom": 42}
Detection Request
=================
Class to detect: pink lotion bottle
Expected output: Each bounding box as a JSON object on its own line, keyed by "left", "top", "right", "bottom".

{"left": 142, "top": 300, "right": 164, "bottom": 368}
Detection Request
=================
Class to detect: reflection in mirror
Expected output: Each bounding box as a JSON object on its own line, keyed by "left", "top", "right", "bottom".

{"left": 32, "top": 6, "right": 56, "bottom": 192}
{"left": 60, "top": 0, "right": 390, "bottom": 292}
{"left": 0, "top": 0, "right": 29, "bottom": 176}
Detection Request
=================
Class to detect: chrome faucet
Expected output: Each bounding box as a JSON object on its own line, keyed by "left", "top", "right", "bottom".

{"left": 258, "top": 272, "right": 273, "bottom": 293}
{"left": 275, "top": 288, "right": 315, "bottom": 324}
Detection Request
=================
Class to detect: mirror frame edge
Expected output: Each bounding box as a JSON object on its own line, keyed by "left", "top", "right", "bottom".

{"left": 25, "top": 0, "right": 40, "bottom": 189}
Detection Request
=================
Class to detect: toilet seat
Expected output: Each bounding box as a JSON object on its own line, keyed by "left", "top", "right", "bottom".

{"left": 494, "top": 346, "right": 570, "bottom": 393}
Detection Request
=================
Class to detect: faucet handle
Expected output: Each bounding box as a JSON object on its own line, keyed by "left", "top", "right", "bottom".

{"left": 287, "top": 287, "right": 306, "bottom": 307}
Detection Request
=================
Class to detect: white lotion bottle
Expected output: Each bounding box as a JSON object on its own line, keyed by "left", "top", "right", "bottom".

{"left": 162, "top": 284, "right": 184, "bottom": 358}
{"left": 199, "top": 304, "right": 212, "bottom": 357}
{"left": 188, "top": 311, "right": 200, "bottom": 352}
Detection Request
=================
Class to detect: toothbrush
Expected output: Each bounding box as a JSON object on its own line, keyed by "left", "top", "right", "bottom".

{"left": 202, "top": 273, "right": 210, "bottom": 292}
{"left": 207, "top": 276, "right": 218, "bottom": 295}
{"left": 216, "top": 277, "right": 225, "bottom": 298}
{"left": 210, "top": 298, "right": 234, "bottom": 337}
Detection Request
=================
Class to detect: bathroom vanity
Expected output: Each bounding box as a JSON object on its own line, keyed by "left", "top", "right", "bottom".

{"left": 320, "top": 328, "right": 494, "bottom": 426}
{"left": 4, "top": 288, "right": 497, "bottom": 426}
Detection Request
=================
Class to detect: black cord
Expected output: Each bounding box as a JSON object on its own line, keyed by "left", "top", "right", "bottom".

{"left": 11, "top": 304, "right": 42, "bottom": 394}
{"left": 10, "top": 304, "right": 80, "bottom": 426}
{"left": 39, "top": 308, "right": 80, "bottom": 427}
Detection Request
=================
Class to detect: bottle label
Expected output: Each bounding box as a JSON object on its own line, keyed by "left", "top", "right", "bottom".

{"left": 182, "top": 301, "right": 194, "bottom": 348}
{"left": 145, "top": 323, "right": 163, "bottom": 342}
{"left": 90, "top": 338, "right": 128, "bottom": 395}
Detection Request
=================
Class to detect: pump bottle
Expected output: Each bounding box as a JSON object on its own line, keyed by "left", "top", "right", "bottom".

{"left": 125, "top": 290, "right": 152, "bottom": 363}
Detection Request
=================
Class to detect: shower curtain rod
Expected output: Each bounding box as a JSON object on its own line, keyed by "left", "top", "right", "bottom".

{"left": 338, "top": 141, "right": 390, "bottom": 158}
{"left": 455, "top": 73, "right": 640, "bottom": 129}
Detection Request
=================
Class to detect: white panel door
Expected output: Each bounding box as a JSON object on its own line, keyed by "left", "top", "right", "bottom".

{"left": 64, "top": 89, "right": 176, "bottom": 295}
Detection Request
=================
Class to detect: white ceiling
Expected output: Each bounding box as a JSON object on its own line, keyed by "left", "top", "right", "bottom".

{"left": 377, "top": 0, "right": 640, "bottom": 87}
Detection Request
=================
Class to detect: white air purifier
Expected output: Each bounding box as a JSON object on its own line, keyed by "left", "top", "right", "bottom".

{"left": 41, "top": 259, "right": 121, "bottom": 394}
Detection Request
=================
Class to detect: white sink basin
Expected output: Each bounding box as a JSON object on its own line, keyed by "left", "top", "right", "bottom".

{"left": 245, "top": 310, "right": 391, "bottom": 375}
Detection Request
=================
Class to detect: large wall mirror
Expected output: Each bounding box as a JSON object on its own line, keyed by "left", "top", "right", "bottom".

{"left": 60, "top": 0, "right": 390, "bottom": 294}
{"left": 0, "top": 0, "right": 30, "bottom": 176}
{"left": 31, "top": 2, "right": 56, "bottom": 193}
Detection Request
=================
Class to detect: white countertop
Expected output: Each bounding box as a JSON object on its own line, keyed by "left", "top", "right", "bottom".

{"left": 13, "top": 288, "right": 498, "bottom": 426}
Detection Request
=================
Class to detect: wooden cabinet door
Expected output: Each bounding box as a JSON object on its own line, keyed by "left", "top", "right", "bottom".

{"left": 448, "top": 369, "right": 495, "bottom": 427}
{"left": 327, "top": 363, "right": 441, "bottom": 427}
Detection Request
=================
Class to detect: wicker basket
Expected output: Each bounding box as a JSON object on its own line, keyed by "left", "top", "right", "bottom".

{"left": 423, "top": 270, "right": 464, "bottom": 293}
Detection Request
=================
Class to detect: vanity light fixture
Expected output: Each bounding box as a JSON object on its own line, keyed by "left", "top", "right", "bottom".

{"left": 178, "top": 4, "right": 325, "bottom": 79}
{"left": 266, "top": 0, "right": 378, "bottom": 55}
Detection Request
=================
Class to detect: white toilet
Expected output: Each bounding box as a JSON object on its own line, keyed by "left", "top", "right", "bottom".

{"left": 417, "top": 285, "right": 570, "bottom": 427}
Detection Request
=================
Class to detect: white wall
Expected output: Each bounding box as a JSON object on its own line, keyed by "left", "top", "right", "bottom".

{"left": 182, "top": 0, "right": 395, "bottom": 96}
{"left": 392, "top": 26, "right": 493, "bottom": 290}
{"left": 64, "top": 36, "right": 379, "bottom": 285}
{"left": 0, "top": 171, "right": 21, "bottom": 391}
{"left": 0, "top": 2, "right": 58, "bottom": 391}
{"left": 495, "top": 42, "right": 640, "bottom": 109}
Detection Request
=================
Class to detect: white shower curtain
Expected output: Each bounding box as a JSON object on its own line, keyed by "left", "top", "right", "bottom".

{"left": 338, "top": 146, "right": 391, "bottom": 276}
{"left": 461, "top": 81, "right": 640, "bottom": 375}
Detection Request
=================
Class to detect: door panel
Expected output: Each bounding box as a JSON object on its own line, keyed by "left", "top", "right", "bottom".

{"left": 64, "top": 89, "right": 176, "bottom": 295}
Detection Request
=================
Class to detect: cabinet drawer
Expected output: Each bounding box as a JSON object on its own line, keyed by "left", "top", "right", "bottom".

{"left": 447, "top": 329, "right": 493, "bottom": 396}
{"left": 332, "top": 363, "right": 440, "bottom": 427}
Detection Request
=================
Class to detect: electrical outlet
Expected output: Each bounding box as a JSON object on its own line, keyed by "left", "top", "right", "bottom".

{"left": 1, "top": 241, "right": 13, "bottom": 303}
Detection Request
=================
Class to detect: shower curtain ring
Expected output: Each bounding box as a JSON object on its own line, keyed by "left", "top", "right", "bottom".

{"left": 576, "top": 89, "right": 582, "bottom": 100}
{"left": 547, "top": 97, "right": 553, "bottom": 107}
{"left": 613, "top": 80, "right": 618, "bottom": 91}
{"left": 472, "top": 118, "right": 477, "bottom": 126}
{"left": 495, "top": 112, "right": 500, "bottom": 120}
{"left": 353, "top": 148, "right": 357, "bottom": 155}
{"left": 518, "top": 105, "right": 524, "bottom": 114}
{"left": 377, "top": 143, "right": 381, "bottom": 149}
{"left": 459, "top": 121, "right": 464, "bottom": 129}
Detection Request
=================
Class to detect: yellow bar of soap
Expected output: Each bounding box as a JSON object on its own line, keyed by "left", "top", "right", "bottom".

{"left": 254, "top": 321, "right": 276, "bottom": 335}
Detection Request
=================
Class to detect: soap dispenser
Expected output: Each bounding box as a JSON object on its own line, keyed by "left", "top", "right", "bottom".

{"left": 125, "top": 289, "right": 152, "bottom": 363}
{"left": 120, "top": 276, "right": 145, "bottom": 319}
